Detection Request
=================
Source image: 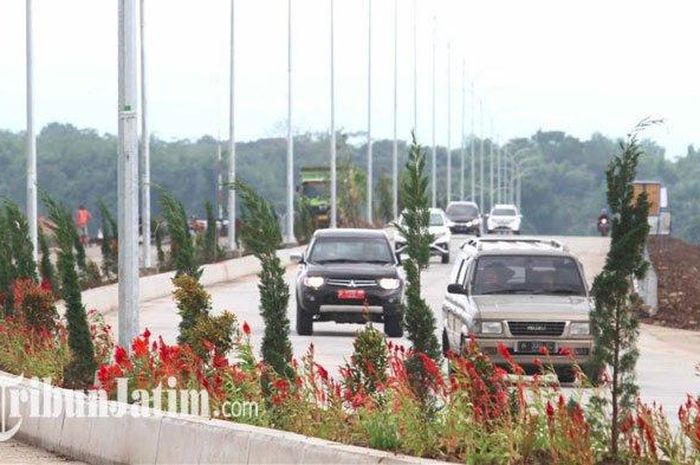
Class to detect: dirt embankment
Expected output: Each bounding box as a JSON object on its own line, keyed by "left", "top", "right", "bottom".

{"left": 646, "top": 236, "right": 700, "bottom": 331}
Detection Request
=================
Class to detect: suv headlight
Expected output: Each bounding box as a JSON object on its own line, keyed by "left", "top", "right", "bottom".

{"left": 378, "top": 278, "right": 401, "bottom": 290}
{"left": 303, "top": 276, "right": 324, "bottom": 289}
{"left": 570, "top": 322, "right": 590, "bottom": 336}
{"left": 480, "top": 321, "right": 503, "bottom": 335}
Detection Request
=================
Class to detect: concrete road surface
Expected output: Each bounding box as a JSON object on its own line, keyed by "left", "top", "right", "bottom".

{"left": 103, "top": 235, "right": 700, "bottom": 414}
{"left": 0, "top": 440, "right": 85, "bottom": 464}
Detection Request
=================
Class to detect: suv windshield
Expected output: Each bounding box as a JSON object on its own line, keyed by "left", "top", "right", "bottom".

{"left": 308, "top": 237, "right": 394, "bottom": 264}
{"left": 471, "top": 255, "right": 586, "bottom": 296}
{"left": 447, "top": 204, "right": 478, "bottom": 219}
{"left": 491, "top": 208, "right": 517, "bottom": 216}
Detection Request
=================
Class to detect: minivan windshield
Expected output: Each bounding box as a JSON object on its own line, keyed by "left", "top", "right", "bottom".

{"left": 398, "top": 212, "right": 444, "bottom": 227}
{"left": 491, "top": 208, "right": 517, "bottom": 216}
{"left": 471, "top": 255, "right": 586, "bottom": 296}
{"left": 308, "top": 237, "right": 394, "bottom": 264}
{"left": 447, "top": 203, "right": 479, "bottom": 219}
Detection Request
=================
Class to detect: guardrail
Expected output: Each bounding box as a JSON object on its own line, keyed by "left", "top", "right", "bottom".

{"left": 79, "top": 246, "right": 306, "bottom": 314}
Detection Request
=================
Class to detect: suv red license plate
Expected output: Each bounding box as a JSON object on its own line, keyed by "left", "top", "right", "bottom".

{"left": 517, "top": 341, "right": 555, "bottom": 354}
{"left": 337, "top": 289, "right": 366, "bottom": 300}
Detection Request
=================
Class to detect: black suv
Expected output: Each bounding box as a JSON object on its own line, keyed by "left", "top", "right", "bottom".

{"left": 292, "top": 229, "right": 404, "bottom": 337}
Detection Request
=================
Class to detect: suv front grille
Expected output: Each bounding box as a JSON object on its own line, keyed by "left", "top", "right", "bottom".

{"left": 326, "top": 278, "right": 377, "bottom": 288}
{"left": 508, "top": 321, "right": 565, "bottom": 336}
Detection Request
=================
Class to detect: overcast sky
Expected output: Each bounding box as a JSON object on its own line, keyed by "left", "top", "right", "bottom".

{"left": 1, "top": 0, "right": 698, "bottom": 157}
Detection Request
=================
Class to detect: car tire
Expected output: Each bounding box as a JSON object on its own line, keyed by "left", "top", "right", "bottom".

{"left": 296, "top": 305, "right": 313, "bottom": 336}
{"left": 557, "top": 368, "right": 576, "bottom": 384}
{"left": 441, "top": 252, "right": 450, "bottom": 264}
{"left": 384, "top": 313, "right": 403, "bottom": 338}
{"left": 442, "top": 330, "right": 451, "bottom": 357}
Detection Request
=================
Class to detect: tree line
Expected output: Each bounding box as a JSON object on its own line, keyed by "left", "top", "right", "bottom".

{"left": 1, "top": 122, "right": 698, "bottom": 243}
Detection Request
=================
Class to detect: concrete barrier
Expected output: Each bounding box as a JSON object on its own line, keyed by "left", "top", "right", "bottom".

{"left": 0, "top": 372, "right": 449, "bottom": 465}
{"left": 634, "top": 245, "right": 659, "bottom": 316}
{"left": 80, "top": 246, "right": 305, "bottom": 314}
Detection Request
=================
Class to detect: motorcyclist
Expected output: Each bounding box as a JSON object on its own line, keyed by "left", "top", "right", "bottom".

{"left": 597, "top": 208, "right": 610, "bottom": 223}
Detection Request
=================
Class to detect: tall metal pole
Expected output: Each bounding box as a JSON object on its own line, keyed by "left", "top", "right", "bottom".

{"left": 489, "top": 118, "right": 494, "bottom": 211}
{"left": 118, "top": 0, "right": 140, "bottom": 349}
{"left": 25, "top": 0, "right": 37, "bottom": 261}
{"left": 446, "top": 41, "right": 451, "bottom": 204}
{"left": 366, "top": 0, "right": 373, "bottom": 224}
{"left": 497, "top": 140, "right": 502, "bottom": 204}
{"left": 139, "top": 0, "right": 151, "bottom": 269}
{"left": 516, "top": 158, "right": 522, "bottom": 209}
{"left": 431, "top": 16, "right": 436, "bottom": 208}
{"left": 392, "top": 0, "right": 398, "bottom": 220}
{"left": 227, "top": 0, "right": 236, "bottom": 250}
{"left": 217, "top": 143, "right": 223, "bottom": 219}
{"left": 460, "top": 59, "right": 465, "bottom": 201}
{"left": 413, "top": 0, "right": 417, "bottom": 132}
{"left": 470, "top": 81, "right": 475, "bottom": 202}
{"left": 286, "top": 0, "right": 295, "bottom": 243}
{"left": 330, "top": 0, "right": 337, "bottom": 229}
{"left": 479, "top": 99, "right": 484, "bottom": 210}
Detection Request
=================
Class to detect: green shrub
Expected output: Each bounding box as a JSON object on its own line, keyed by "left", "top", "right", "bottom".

{"left": 159, "top": 188, "right": 200, "bottom": 279}
{"left": 42, "top": 192, "right": 96, "bottom": 389}
{"left": 344, "top": 324, "right": 388, "bottom": 396}
{"left": 38, "top": 228, "right": 58, "bottom": 293}
{"left": 232, "top": 180, "right": 292, "bottom": 378}
{"left": 97, "top": 199, "right": 118, "bottom": 278}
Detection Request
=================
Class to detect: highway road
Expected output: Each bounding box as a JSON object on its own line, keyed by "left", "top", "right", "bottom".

{"left": 0, "top": 439, "right": 85, "bottom": 464}
{"left": 102, "top": 235, "right": 700, "bottom": 416}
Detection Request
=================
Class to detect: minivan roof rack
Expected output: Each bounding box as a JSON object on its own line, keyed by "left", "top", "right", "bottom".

{"left": 460, "top": 236, "right": 568, "bottom": 253}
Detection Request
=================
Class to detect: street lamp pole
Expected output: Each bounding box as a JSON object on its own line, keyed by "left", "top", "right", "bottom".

{"left": 366, "top": 0, "right": 373, "bottom": 224}
{"left": 117, "top": 0, "right": 140, "bottom": 349}
{"left": 25, "top": 0, "right": 37, "bottom": 261}
{"left": 392, "top": 0, "right": 398, "bottom": 220}
{"left": 228, "top": 0, "right": 236, "bottom": 251}
{"left": 286, "top": 0, "right": 295, "bottom": 243}
{"left": 460, "top": 59, "right": 465, "bottom": 201}
{"left": 330, "top": 0, "right": 337, "bottom": 228}
{"left": 446, "top": 41, "right": 451, "bottom": 205}
{"left": 139, "top": 0, "right": 151, "bottom": 269}
{"left": 431, "top": 16, "right": 436, "bottom": 208}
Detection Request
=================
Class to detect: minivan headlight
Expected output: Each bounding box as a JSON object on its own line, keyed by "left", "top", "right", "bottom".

{"left": 303, "top": 276, "right": 324, "bottom": 289}
{"left": 378, "top": 278, "right": 401, "bottom": 290}
{"left": 480, "top": 321, "right": 503, "bottom": 335}
{"left": 570, "top": 322, "right": 590, "bottom": 336}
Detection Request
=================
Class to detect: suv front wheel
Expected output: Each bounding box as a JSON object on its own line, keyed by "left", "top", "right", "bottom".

{"left": 384, "top": 313, "right": 403, "bottom": 337}
{"left": 296, "top": 305, "right": 313, "bottom": 336}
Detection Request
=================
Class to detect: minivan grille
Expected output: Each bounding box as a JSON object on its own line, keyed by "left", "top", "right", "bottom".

{"left": 326, "top": 278, "right": 377, "bottom": 288}
{"left": 508, "top": 321, "right": 565, "bottom": 336}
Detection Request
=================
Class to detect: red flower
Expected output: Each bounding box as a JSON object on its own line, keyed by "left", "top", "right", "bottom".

{"left": 538, "top": 345, "right": 549, "bottom": 356}
{"left": 546, "top": 401, "right": 555, "bottom": 420}
{"left": 316, "top": 364, "right": 329, "bottom": 382}
{"left": 114, "top": 346, "right": 128, "bottom": 365}
{"left": 132, "top": 336, "right": 149, "bottom": 357}
{"left": 242, "top": 321, "right": 251, "bottom": 336}
{"left": 558, "top": 346, "right": 572, "bottom": 357}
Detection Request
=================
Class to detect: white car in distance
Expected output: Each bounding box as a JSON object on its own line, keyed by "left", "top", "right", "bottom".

{"left": 486, "top": 204, "right": 522, "bottom": 235}
{"left": 394, "top": 208, "right": 452, "bottom": 264}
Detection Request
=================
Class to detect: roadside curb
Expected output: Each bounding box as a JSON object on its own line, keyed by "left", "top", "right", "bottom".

{"left": 0, "top": 372, "right": 450, "bottom": 465}
{"left": 80, "top": 246, "right": 305, "bottom": 313}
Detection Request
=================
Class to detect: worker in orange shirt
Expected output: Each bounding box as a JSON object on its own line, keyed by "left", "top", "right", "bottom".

{"left": 75, "top": 204, "right": 92, "bottom": 245}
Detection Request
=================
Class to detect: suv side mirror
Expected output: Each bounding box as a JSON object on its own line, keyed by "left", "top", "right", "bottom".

{"left": 395, "top": 252, "right": 402, "bottom": 265}
{"left": 447, "top": 283, "right": 466, "bottom": 295}
{"left": 290, "top": 253, "right": 304, "bottom": 264}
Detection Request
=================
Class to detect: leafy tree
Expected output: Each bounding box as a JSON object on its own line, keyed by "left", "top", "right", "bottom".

{"left": 38, "top": 227, "right": 57, "bottom": 292}
{"left": 201, "top": 200, "right": 220, "bottom": 263}
{"left": 97, "top": 199, "right": 118, "bottom": 278}
{"left": 3, "top": 199, "right": 37, "bottom": 282}
{"left": 159, "top": 188, "right": 200, "bottom": 279}
{"left": 153, "top": 218, "right": 166, "bottom": 270}
{"left": 231, "top": 180, "right": 293, "bottom": 378}
{"left": 376, "top": 173, "right": 394, "bottom": 225}
{"left": 590, "top": 121, "right": 655, "bottom": 459}
{"left": 339, "top": 157, "right": 367, "bottom": 227}
{"left": 0, "top": 213, "right": 14, "bottom": 313}
{"left": 396, "top": 132, "right": 440, "bottom": 363}
{"left": 42, "top": 192, "right": 96, "bottom": 389}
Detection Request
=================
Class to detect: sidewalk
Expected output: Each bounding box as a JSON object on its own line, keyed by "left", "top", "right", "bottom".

{"left": 0, "top": 440, "right": 85, "bottom": 464}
